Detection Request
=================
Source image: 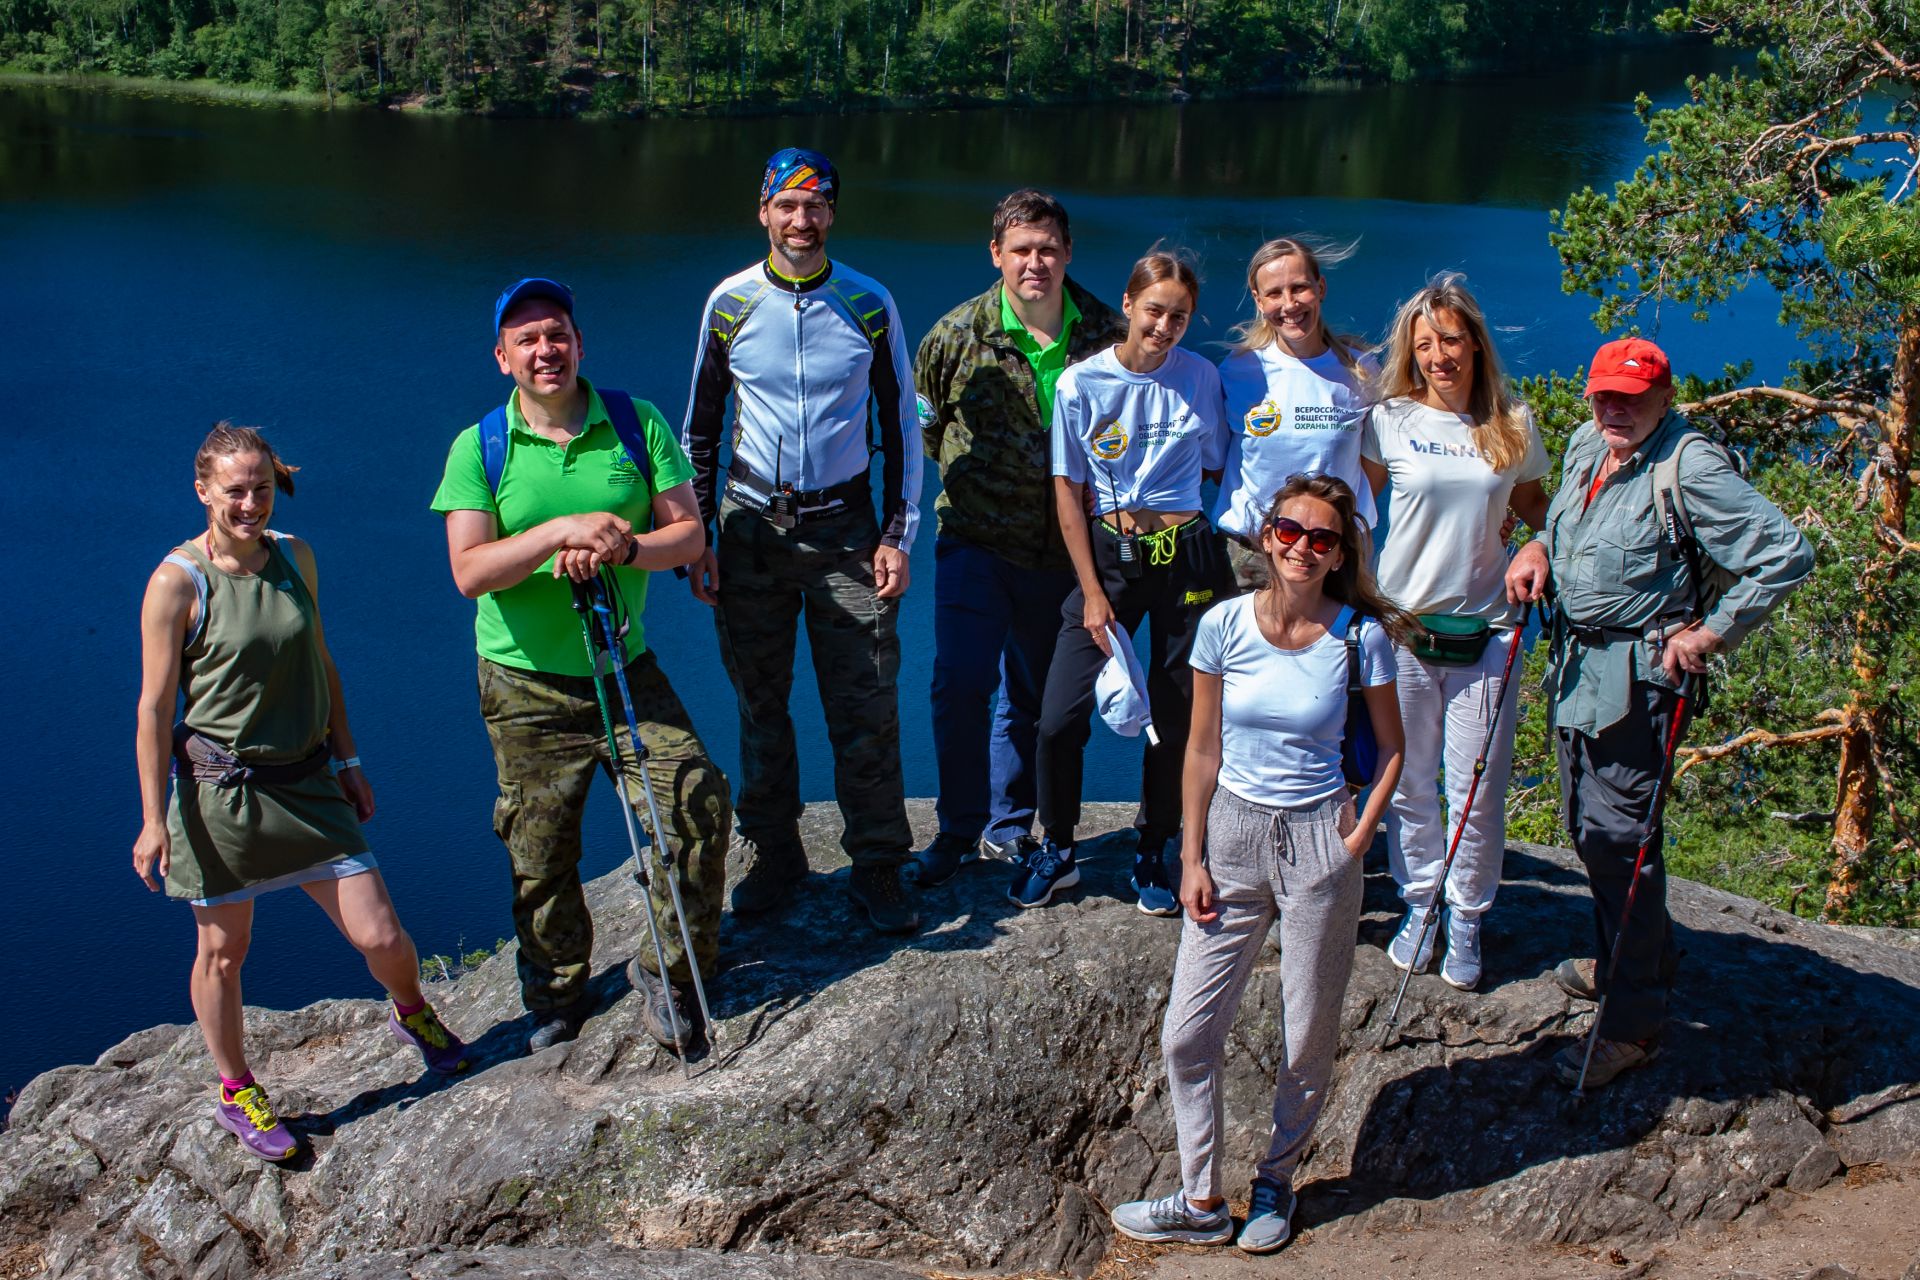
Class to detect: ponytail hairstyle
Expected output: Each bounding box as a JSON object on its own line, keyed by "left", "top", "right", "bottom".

{"left": 1124, "top": 245, "right": 1201, "bottom": 308}
{"left": 1231, "top": 235, "right": 1368, "bottom": 375}
{"left": 195, "top": 422, "right": 299, "bottom": 496}
{"left": 1262, "top": 472, "right": 1418, "bottom": 647}
{"left": 1375, "top": 272, "right": 1533, "bottom": 474}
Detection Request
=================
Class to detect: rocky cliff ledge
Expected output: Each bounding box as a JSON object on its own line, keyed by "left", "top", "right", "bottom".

{"left": 5, "top": 801, "right": 1920, "bottom": 1279}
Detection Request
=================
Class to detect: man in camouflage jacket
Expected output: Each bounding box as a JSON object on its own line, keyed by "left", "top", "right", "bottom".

{"left": 910, "top": 189, "right": 1128, "bottom": 886}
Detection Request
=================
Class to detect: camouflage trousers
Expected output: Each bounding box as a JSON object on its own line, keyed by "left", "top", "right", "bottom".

{"left": 712, "top": 494, "right": 912, "bottom": 866}
{"left": 478, "top": 652, "right": 732, "bottom": 1011}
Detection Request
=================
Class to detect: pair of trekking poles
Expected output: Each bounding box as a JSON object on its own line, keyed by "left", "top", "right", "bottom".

{"left": 569, "top": 570, "right": 715, "bottom": 1080}
{"left": 1374, "top": 597, "right": 1695, "bottom": 1098}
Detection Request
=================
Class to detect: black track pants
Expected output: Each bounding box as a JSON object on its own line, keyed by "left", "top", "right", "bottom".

{"left": 1036, "top": 519, "right": 1234, "bottom": 850}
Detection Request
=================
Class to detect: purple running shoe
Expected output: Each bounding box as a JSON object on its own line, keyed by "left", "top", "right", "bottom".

{"left": 389, "top": 1003, "right": 470, "bottom": 1074}
{"left": 215, "top": 1084, "right": 299, "bottom": 1162}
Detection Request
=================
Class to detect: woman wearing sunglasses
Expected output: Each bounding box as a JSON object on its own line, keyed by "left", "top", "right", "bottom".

{"left": 1360, "top": 274, "right": 1549, "bottom": 990}
{"left": 1213, "top": 237, "right": 1378, "bottom": 590}
{"left": 1019, "top": 248, "right": 1234, "bottom": 916}
{"left": 1110, "top": 473, "right": 1409, "bottom": 1254}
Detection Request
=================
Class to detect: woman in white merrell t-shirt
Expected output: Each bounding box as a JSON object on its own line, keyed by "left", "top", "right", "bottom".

{"left": 1020, "top": 249, "right": 1233, "bottom": 918}
{"left": 1213, "top": 237, "right": 1379, "bottom": 591}
{"left": 1360, "top": 273, "right": 1550, "bottom": 993}
{"left": 1108, "top": 472, "right": 1410, "bottom": 1255}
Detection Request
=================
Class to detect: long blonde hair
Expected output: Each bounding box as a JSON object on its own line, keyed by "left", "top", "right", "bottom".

{"left": 1231, "top": 237, "right": 1367, "bottom": 374}
{"left": 1376, "top": 273, "right": 1531, "bottom": 473}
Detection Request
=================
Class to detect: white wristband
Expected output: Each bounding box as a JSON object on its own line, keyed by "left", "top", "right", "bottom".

{"left": 336, "top": 756, "right": 363, "bottom": 772}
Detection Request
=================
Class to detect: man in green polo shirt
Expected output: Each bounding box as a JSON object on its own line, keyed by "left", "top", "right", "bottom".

{"left": 912, "top": 190, "right": 1127, "bottom": 886}
{"left": 432, "top": 277, "right": 732, "bottom": 1055}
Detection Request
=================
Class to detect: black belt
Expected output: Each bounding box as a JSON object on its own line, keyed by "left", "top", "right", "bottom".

{"left": 173, "top": 723, "right": 333, "bottom": 787}
{"left": 1561, "top": 614, "right": 1688, "bottom": 647}
{"left": 726, "top": 458, "right": 869, "bottom": 514}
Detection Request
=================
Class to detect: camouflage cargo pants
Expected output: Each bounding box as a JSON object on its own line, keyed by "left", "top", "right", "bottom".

{"left": 479, "top": 652, "right": 732, "bottom": 1012}
{"left": 712, "top": 494, "right": 912, "bottom": 866}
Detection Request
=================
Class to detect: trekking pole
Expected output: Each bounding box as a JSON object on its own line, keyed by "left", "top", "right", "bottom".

{"left": 573, "top": 573, "right": 718, "bottom": 1068}
{"left": 1571, "top": 671, "right": 1696, "bottom": 1097}
{"left": 567, "top": 577, "right": 701, "bottom": 1080}
{"left": 1379, "top": 599, "right": 1532, "bottom": 1050}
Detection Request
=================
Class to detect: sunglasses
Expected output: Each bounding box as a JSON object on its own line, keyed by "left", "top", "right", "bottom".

{"left": 1269, "top": 517, "right": 1342, "bottom": 555}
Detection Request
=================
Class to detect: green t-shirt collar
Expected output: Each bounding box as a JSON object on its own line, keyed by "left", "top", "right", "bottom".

{"left": 999, "top": 285, "right": 1081, "bottom": 354}
{"left": 504, "top": 377, "right": 611, "bottom": 447}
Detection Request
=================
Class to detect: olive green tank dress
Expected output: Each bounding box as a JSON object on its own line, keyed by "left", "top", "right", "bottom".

{"left": 164, "top": 535, "right": 374, "bottom": 904}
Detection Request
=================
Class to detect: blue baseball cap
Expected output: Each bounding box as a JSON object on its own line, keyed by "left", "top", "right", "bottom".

{"left": 493, "top": 277, "right": 575, "bottom": 333}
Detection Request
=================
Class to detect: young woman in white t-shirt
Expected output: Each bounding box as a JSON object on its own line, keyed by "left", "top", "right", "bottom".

{"left": 1109, "top": 472, "right": 1410, "bottom": 1254}
{"left": 1019, "top": 250, "right": 1234, "bottom": 916}
{"left": 1213, "top": 237, "right": 1379, "bottom": 590}
{"left": 1359, "top": 273, "right": 1551, "bottom": 992}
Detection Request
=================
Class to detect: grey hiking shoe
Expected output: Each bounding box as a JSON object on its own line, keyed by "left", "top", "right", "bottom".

{"left": 849, "top": 862, "right": 921, "bottom": 935}
{"left": 1238, "top": 1177, "right": 1295, "bottom": 1254}
{"left": 1387, "top": 904, "right": 1437, "bottom": 973}
{"left": 526, "top": 997, "right": 592, "bottom": 1053}
{"left": 1439, "top": 907, "right": 1483, "bottom": 991}
{"left": 1555, "top": 1035, "right": 1660, "bottom": 1089}
{"left": 627, "top": 958, "right": 694, "bottom": 1051}
{"left": 729, "top": 835, "right": 808, "bottom": 915}
{"left": 1110, "top": 1190, "right": 1233, "bottom": 1245}
{"left": 1553, "top": 957, "right": 1599, "bottom": 1001}
{"left": 909, "top": 832, "right": 975, "bottom": 887}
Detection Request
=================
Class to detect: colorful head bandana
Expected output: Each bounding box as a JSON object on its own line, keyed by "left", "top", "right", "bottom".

{"left": 760, "top": 147, "right": 838, "bottom": 207}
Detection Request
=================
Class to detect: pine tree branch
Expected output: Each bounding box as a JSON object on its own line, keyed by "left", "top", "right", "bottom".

{"left": 1745, "top": 66, "right": 1894, "bottom": 168}
{"left": 1680, "top": 385, "right": 1879, "bottom": 420}
{"left": 1675, "top": 708, "right": 1852, "bottom": 778}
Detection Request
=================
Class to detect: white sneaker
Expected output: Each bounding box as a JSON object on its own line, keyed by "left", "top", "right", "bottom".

{"left": 1439, "top": 907, "right": 1482, "bottom": 990}
{"left": 1388, "top": 905, "right": 1437, "bottom": 974}
{"left": 1110, "top": 1191, "right": 1233, "bottom": 1245}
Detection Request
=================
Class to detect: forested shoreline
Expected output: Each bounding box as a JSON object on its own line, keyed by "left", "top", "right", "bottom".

{"left": 0, "top": 0, "right": 1657, "bottom": 114}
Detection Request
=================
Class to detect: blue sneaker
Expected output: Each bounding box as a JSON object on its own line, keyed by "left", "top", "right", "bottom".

{"left": 1237, "top": 1177, "right": 1295, "bottom": 1254}
{"left": 1009, "top": 838, "right": 1079, "bottom": 908}
{"left": 1131, "top": 849, "right": 1179, "bottom": 917}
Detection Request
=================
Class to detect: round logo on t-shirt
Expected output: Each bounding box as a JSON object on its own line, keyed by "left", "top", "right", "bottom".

{"left": 1091, "top": 418, "right": 1130, "bottom": 460}
{"left": 1245, "top": 399, "right": 1283, "bottom": 438}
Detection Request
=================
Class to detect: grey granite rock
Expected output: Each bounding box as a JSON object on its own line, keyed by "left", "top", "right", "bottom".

{"left": 4, "top": 802, "right": 1919, "bottom": 1279}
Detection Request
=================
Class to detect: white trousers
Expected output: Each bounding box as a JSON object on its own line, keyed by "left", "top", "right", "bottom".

{"left": 1385, "top": 636, "right": 1522, "bottom": 918}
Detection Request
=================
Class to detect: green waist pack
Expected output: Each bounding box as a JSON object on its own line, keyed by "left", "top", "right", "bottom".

{"left": 1413, "top": 614, "right": 1492, "bottom": 666}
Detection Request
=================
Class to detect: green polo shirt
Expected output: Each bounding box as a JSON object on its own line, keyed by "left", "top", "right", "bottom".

{"left": 1000, "top": 285, "right": 1081, "bottom": 428}
{"left": 431, "top": 378, "right": 694, "bottom": 677}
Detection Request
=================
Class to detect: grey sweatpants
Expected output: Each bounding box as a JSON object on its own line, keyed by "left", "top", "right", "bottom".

{"left": 1163, "top": 786, "right": 1363, "bottom": 1200}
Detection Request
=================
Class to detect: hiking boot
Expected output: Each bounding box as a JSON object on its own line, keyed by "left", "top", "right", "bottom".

{"left": 526, "top": 997, "right": 592, "bottom": 1053}
{"left": 1237, "top": 1177, "right": 1295, "bottom": 1254}
{"left": 979, "top": 832, "right": 1037, "bottom": 863}
{"left": 909, "top": 832, "right": 975, "bottom": 888}
{"left": 1553, "top": 957, "right": 1599, "bottom": 1001}
{"left": 215, "top": 1084, "right": 299, "bottom": 1162}
{"left": 1439, "top": 907, "right": 1482, "bottom": 991}
{"left": 729, "top": 835, "right": 809, "bottom": 915}
{"left": 1131, "top": 848, "right": 1179, "bottom": 917}
{"left": 1110, "top": 1190, "right": 1233, "bottom": 1246}
{"left": 1387, "top": 904, "right": 1438, "bottom": 974}
{"left": 1009, "top": 838, "right": 1079, "bottom": 908}
{"left": 627, "top": 958, "right": 695, "bottom": 1051}
{"left": 849, "top": 862, "right": 921, "bottom": 935}
{"left": 1555, "top": 1035, "right": 1661, "bottom": 1089}
{"left": 388, "top": 1001, "right": 470, "bottom": 1074}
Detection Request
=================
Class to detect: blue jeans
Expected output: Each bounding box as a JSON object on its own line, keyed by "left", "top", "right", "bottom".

{"left": 931, "top": 537, "right": 1075, "bottom": 843}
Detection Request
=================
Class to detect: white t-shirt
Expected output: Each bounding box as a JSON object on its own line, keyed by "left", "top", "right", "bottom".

{"left": 1213, "top": 345, "right": 1380, "bottom": 538}
{"left": 1051, "top": 346, "right": 1229, "bottom": 515}
{"left": 1362, "top": 397, "right": 1550, "bottom": 624}
{"left": 1190, "top": 594, "right": 1396, "bottom": 810}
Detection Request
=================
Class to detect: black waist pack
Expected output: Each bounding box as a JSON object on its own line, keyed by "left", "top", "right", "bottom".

{"left": 173, "top": 723, "right": 333, "bottom": 787}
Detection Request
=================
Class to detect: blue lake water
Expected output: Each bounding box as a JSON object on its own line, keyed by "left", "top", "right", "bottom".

{"left": 0, "top": 44, "right": 1799, "bottom": 1091}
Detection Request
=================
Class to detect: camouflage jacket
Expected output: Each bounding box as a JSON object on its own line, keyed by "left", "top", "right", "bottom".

{"left": 915, "top": 277, "right": 1127, "bottom": 571}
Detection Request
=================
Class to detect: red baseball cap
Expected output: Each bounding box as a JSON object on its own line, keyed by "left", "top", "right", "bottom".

{"left": 1584, "top": 337, "right": 1673, "bottom": 396}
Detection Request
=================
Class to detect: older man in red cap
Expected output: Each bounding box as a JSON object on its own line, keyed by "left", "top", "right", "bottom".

{"left": 1506, "top": 337, "right": 1812, "bottom": 1089}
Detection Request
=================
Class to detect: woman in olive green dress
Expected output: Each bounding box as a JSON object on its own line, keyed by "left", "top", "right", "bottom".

{"left": 134, "top": 424, "right": 468, "bottom": 1163}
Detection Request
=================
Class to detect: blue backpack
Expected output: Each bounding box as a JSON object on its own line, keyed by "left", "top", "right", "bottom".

{"left": 480, "top": 389, "right": 655, "bottom": 532}
{"left": 1333, "top": 605, "right": 1380, "bottom": 791}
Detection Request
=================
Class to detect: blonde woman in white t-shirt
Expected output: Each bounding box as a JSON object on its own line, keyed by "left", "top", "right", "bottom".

{"left": 1359, "top": 273, "right": 1550, "bottom": 991}
{"left": 1213, "top": 237, "right": 1379, "bottom": 591}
